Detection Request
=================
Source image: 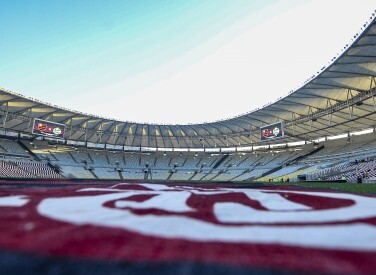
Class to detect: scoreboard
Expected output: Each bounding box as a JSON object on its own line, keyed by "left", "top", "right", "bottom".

{"left": 260, "top": 121, "right": 284, "bottom": 141}
{"left": 32, "top": 118, "right": 65, "bottom": 139}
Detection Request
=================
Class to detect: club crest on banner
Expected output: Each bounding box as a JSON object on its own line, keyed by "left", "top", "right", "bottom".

{"left": 33, "top": 183, "right": 376, "bottom": 251}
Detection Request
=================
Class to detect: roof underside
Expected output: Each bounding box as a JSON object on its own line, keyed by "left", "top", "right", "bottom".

{"left": 1, "top": 17, "right": 376, "bottom": 149}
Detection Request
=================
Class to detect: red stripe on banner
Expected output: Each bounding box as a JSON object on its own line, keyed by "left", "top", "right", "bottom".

{"left": 267, "top": 192, "right": 355, "bottom": 210}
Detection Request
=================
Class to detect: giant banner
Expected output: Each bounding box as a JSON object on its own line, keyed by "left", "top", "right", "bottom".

{"left": 0, "top": 182, "right": 376, "bottom": 274}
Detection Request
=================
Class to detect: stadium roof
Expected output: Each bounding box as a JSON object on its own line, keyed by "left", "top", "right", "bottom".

{"left": 1, "top": 15, "right": 376, "bottom": 149}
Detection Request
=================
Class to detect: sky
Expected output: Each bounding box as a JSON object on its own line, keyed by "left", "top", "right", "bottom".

{"left": 0, "top": 0, "right": 375, "bottom": 124}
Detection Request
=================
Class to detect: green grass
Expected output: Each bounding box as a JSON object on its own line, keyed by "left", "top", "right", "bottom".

{"left": 263, "top": 181, "right": 376, "bottom": 194}
{"left": 62, "top": 178, "right": 376, "bottom": 195}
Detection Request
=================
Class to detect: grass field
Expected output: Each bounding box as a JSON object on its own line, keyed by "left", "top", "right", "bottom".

{"left": 1, "top": 178, "right": 376, "bottom": 195}
{"left": 264, "top": 181, "right": 376, "bottom": 194}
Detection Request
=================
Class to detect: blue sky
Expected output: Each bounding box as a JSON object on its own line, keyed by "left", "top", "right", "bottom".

{"left": 0, "top": 0, "right": 375, "bottom": 123}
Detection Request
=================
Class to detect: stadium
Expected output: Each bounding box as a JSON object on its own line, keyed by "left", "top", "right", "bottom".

{"left": 1, "top": 2, "right": 376, "bottom": 274}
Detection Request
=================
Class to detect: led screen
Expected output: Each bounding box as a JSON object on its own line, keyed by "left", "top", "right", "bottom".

{"left": 260, "top": 121, "right": 284, "bottom": 141}
{"left": 32, "top": 119, "right": 65, "bottom": 139}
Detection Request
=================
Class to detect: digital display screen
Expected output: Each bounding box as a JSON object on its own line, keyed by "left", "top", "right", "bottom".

{"left": 32, "top": 118, "right": 65, "bottom": 139}
{"left": 260, "top": 121, "right": 284, "bottom": 141}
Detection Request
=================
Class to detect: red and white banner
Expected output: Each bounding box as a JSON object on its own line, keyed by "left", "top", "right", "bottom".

{"left": 0, "top": 182, "right": 376, "bottom": 274}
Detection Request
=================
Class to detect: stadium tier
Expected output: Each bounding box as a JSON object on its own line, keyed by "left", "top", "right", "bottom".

{"left": 0, "top": 130, "right": 374, "bottom": 182}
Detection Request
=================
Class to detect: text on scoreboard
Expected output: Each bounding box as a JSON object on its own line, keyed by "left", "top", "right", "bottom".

{"left": 260, "top": 121, "right": 284, "bottom": 141}
{"left": 32, "top": 119, "right": 65, "bottom": 139}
